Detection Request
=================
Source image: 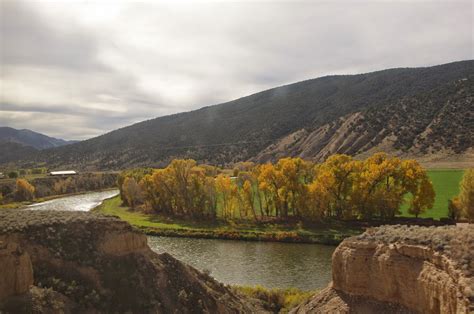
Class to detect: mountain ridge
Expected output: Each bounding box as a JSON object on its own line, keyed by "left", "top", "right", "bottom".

{"left": 0, "top": 127, "right": 77, "bottom": 150}
{"left": 3, "top": 60, "right": 473, "bottom": 170}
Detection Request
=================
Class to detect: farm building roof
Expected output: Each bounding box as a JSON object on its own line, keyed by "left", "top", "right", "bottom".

{"left": 49, "top": 170, "right": 77, "bottom": 175}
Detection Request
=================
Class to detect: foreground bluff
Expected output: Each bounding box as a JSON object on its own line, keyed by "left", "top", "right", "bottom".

{"left": 0, "top": 210, "right": 265, "bottom": 313}
{"left": 292, "top": 225, "right": 474, "bottom": 314}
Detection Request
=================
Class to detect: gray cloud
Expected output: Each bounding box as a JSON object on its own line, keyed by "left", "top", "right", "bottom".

{"left": 0, "top": 0, "right": 103, "bottom": 70}
{"left": 0, "top": 0, "right": 472, "bottom": 140}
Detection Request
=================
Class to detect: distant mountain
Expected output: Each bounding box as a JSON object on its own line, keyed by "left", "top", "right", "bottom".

{"left": 0, "top": 127, "right": 77, "bottom": 150}
{"left": 0, "top": 142, "right": 38, "bottom": 164}
{"left": 6, "top": 60, "right": 474, "bottom": 170}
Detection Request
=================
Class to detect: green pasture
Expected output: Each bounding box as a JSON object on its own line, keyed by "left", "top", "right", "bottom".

{"left": 400, "top": 169, "right": 464, "bottom": 219}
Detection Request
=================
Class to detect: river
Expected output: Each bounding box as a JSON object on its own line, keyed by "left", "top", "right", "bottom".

{"left": 148, "top": 236, "right": 334, "bottom": 290}
{"left": 27, "top": 190, "right": 119, "bottom": 211}
{"left": 27, "top": 190, "right": 334, "bottom": 290}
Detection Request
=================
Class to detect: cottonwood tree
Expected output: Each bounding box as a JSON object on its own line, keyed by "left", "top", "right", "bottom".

{"left": 117, "top": 168, "right": 152, "bottom": 206}
{"left": 448, "top": 197, "right": 462, "bottom": 221}
{"left": 239, "top": 180, "right": 258, "bottom": 221}
{"left": 141, "top": 161, "right": 218, "bottom": 219}
{"left": 215, "top": 174, "right": 238, "bottom": 219}
{"left": 401, "top": 159, "right": 435, "bottom": 218}
{"left": 122, "top": 177, "right": 141, "bottom": 209}
{"left": 458, "top": 169, "right": 474, "bottom": 222}
{"left": 139, "top": 174, "right": 160, "bottom": 212}
{"left": 15, "top": 179, "right": 35, "bottom": 201}
{"left": 304, "top": 180, "right": 330, "bottom": 221}
{"left": 119, "top": 154, "right": 435, "bottom": 223}
{"left": 314, "top": 154, "right": 360, "bottom": 219}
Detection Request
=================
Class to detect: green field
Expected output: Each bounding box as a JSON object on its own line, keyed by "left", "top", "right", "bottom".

{"left": 94, "top": 196, "right": 361, "bottom": 244}
{"left": 400, "top": 169, "right": 464, "bottom": 219}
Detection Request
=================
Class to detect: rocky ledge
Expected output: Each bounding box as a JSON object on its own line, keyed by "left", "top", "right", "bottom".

{"left": 292, "top": 225, "right": 474, "bottom": 314}
{"left": 0, "top": 209, "right": 265, "bottom": 313}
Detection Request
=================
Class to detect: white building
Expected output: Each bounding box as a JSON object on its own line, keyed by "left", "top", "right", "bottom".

{"left": 49, "top": 170, "right": 78, "bottom": 176}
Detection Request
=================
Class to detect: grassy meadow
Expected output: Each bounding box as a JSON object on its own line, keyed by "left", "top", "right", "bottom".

{"left": 94, "top": 196, "right": 361, "bottom": 245}
{"left": 399, "top": 169, "right": 464, "bottom": 219}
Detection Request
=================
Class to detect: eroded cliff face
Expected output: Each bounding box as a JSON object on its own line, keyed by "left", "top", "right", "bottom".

{"left": 0, "top": 240, "right": 33, "bottom": 300}
{"left": 292, "top": 225, "right": 474, "bottom": 314}
{"left": 0, "top": 210, "right": 265, "bottom": 313}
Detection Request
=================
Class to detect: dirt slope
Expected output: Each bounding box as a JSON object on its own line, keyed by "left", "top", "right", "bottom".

{"left": 0, "top": 210, "right": 267, "bottom": 313}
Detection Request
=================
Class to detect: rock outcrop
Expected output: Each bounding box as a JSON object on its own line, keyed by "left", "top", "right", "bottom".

{"left": 292, "top": 225, "right": 474, "bottom": 314}
{"left": 0, "top": 209, "right": 266, "bottom": 313}
{"left": 0, "top": 240, "right": 33, "bottom": 300}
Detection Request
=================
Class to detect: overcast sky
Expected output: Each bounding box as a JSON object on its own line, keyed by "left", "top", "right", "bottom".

{"left": 1, "top": 0, "right": 472, "bottom": 140}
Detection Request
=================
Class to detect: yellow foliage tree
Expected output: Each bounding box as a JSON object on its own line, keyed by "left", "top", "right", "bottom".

{"left": 400, "top": 160, "right": 435, "bottom": 218}
{"left": 305, "top": 180, "right": 330, "bottom": 221}
{"left": 215, "top": 174, "right": 238, "bottom": 219}
{"left": 355, "top": 153, "right": 405, "bottom": 219}
{"left": 315, "top": 154, "right": 360, "bottom": 219}
{"left": 239, "top": 180, "right": 257, "bottom": 220}
{"left": 143, "top": 160, "right": 218, "bottom": 218}
{"left": 202, "top": 176, "right": 218, "bottom": 218}
{"left": 458, "top": 169, "right": 474, "bottom": 222}
{"left": 448, "top": 197, "right": 462, "bottom": 221}
{"left": 122, "top": 177, "right": 141, "bottom": 209}
{"left": 120, "top": 154, "right": 435, "bottom": 223}
{"left": 15, "top": 179, "right": 35, "bottom": 201}
{"left": 150, "top": 168, "right": 175, "bottom": 214}
{"left": 256, "top": 158, "right": 312, "bottom": 218}
{"left": 139, "top": 174, "right": 159, "bottom": 211}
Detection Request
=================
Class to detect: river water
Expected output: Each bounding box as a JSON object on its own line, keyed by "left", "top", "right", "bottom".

{"left": 148, "top": 236, "right": 334, "bottom": 290}
{"left": 28, "top": 190, "right": 334, "bottom": 290}
{"left": 27, "top": 190, "right": 119, "bottom": 211}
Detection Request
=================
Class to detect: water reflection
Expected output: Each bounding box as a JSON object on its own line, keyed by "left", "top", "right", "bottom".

{"left": 27, "top": 190, "right": 119, "bottom": 211}
{"left": 148, "top": 236, "right": 334, "bottom": 290}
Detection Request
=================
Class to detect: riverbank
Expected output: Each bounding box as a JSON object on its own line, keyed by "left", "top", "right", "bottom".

{"left": 0, "top": 188, "right": 118, "bottom": 210}
{"left": 93, "top": 196, "right": 362, "bottom": 245}
{"left": 0, "top": 209, "right": 266, "bottom": 313}
{"left": 231, "top": 285, "right": 317, "bottom": 313}
{"left": 0, "top": 172, "right": 118, "bottom": 207}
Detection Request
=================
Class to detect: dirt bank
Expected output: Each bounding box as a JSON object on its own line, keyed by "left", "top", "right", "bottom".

{"left": 292, "top": 225, "right": 473, "bottom": 313}
{"left": 0, "top": 209, "right": 266, "bottom": 313}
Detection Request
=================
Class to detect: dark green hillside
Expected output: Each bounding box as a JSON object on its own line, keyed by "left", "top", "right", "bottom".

{"left": 0, "top": 127, "right": 76, "bottom": 150}
{"left": 353, "top": 78, "right": 473, "bottom": 154}
{"left": 0, "top": 141, "right": 38, "bottom": 164}
{"left": 10, "top": 60, "right": 474, "bottom": 170}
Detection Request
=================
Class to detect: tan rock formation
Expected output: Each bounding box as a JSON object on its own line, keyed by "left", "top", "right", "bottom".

{"left": 292, "top": 225, "right": 474, "bottom": 314}
{"left": 0, "top": 209, "right": 267, "bottom": 313}
{"left": 0, "top": 239, "right": 33, "bottom": 300}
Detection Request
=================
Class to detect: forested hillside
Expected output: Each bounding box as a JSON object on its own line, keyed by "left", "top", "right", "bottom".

{"left": 4, "top": 60, "right": 473, "bottom": 170}
{"left": 0, "top": 127, "right": 76, "bottom": 150}
{"left": 255, "top": 77, "right": 473, "bottom": 162}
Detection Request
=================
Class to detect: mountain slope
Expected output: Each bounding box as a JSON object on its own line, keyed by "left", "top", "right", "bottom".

{"left": 0, "top": 127, "right": 76, "bottom": 150}
{"left": 0, "top": 142, "right": 38, "bottom": 164}
{"left": 254, "top": 77, "right": 473, "bottom": 162}
{"left": 11, "top": 60, "right": 474, "bottom": 170}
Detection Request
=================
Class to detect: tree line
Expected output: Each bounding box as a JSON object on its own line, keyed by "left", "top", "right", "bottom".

{"left": 0, "top": 173, "right": 117, "bottom": 204}
{"left": 119, "top": 153, "right": 439, "bottom": 222}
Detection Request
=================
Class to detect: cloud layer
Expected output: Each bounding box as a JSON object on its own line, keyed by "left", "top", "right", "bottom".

{"left": 1, "top": 0, "right": 472, "bottom": 140}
